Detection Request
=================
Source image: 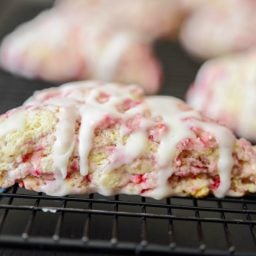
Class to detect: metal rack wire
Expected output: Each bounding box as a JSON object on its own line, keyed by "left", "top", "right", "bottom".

{"left": 0, "top": 185, "right": 256, "bottom": 255}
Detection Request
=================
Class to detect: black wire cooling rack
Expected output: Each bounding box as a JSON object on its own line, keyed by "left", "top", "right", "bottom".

{"left": 0, "top": 185, "right": 256, "bottom": 255}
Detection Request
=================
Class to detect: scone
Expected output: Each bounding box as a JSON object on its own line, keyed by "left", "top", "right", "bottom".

{"left": 1, "top": 81, "right": 256, "bottom": 199}
{"left": 0, "top": 8, "right": 161, "bottom": 94}
{"left": 187, "top": 50, "right": 256, "bottom": 141}
{"left": 180, "top": 0, "right": 256, "bottom": 59}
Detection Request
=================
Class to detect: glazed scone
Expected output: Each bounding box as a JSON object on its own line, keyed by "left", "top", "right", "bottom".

{"left": 1, "top": 81, "right": 256, "bottom": 199}
{"left": 180, "top": 0, "right": 256, "bottom": 59}
{"left": 186, "top": 50, "right": 256, "bottom": 141}
{"left": 0, "top": 8, "right": 161, "bottom": 94}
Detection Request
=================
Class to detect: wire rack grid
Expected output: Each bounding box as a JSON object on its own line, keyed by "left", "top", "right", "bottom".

{"left": 0, "top": 185, "right": 255, "bottom": 255}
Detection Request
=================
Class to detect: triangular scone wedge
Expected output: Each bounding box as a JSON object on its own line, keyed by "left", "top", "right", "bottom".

{"left": 0, "top": 7, "right": 161, "bottom": 94}
{"left": 0, "top": 81, "right": 256, "bottom": 199}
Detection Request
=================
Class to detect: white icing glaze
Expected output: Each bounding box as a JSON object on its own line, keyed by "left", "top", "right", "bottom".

{"left": 148, "top": 97, "right": 199, "bottom": 166}
{"left": 0, "top": 111, "right": 26, "bottom": 137}
{"left": 146, "top": 96, "right": 196, "bottom": 198}
{"left": 193, "top": 120, "right": 235, "bottom": 197}
{"left": 146, "top": 96, "right": 235, "bottom": 198}
{"left": 40, "top": 179, "right": 72, "bottom": 196}
{"left": 107, "top": 131, "right": 147, "bottom": 172}
{"left": 123, "top": 131, "right": 147, "bottom": 160}
{"left": 78, "top": 105, "right": 108, "bottom": 176}
{"left": 96, "top": 32, "right": 135, "bottom": 81}
{"left": 79, "top": 23, "right": 138, "bottom": 83}
{"left": 41, "top": 208, "right": 57, "bottom": 213}
{"left": 52, "top": 104, "right": 78, "bottom": 178}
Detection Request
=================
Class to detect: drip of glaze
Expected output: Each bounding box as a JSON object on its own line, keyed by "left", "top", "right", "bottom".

{"left": 151, "top": 99, "right": 200, "bottom": 167}
{"left": 106, "top": 131, "right": 148, "bottom": 172}
{"left": 146, "top": 96, "right": 198, "bottom": 198}
{"left": 146, "top": 96, "right": 235, "bottom": 199}
{"left": 96, "top": 32, "right": 135, "bottom": 80}
{"left": 193, "top": 120, "right": 235, "bottom": 197}
{"left": 123, "top": 131, "right": 147, "bottom": 159}
{"left": 40, "top": 178, "right": 72, "bottom": 196}
{"left": 52, "top": 103, "right": 78, "bottom": 178}
{"left": 78, "top": 84, "right": 147, "bottom": 176}
{"left": 41, "top": 208, "right": 57, "bottom": 213}
{"left": 26, "top": 98, "right": 79, "bottom": 180}
{"left": 78, "top": 105, "right": 109, "bottom": 176}
{"left": 0, "top": 111, "right": 26, "bottom": 137}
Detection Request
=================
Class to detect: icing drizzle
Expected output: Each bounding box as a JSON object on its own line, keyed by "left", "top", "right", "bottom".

{"left": 52, "top": 103, "right": 78, "bottom": 178}
{"left": 146, "top": 96, "right": 235, "bottom": 198}
{"left": 0, "top": 111, "right": 26, "bottom": 137}
{"left": 96, "top": 32, "right": 135, "bottom": 81}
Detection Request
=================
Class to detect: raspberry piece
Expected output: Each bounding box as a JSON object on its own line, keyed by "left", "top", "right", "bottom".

{"left": 210, "top": 175, "right": 220, "bottom": 190}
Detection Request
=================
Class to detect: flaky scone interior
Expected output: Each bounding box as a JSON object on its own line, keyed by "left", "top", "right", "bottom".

{"left": 0, "top": 81, "right": 256, "bottom": 199}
